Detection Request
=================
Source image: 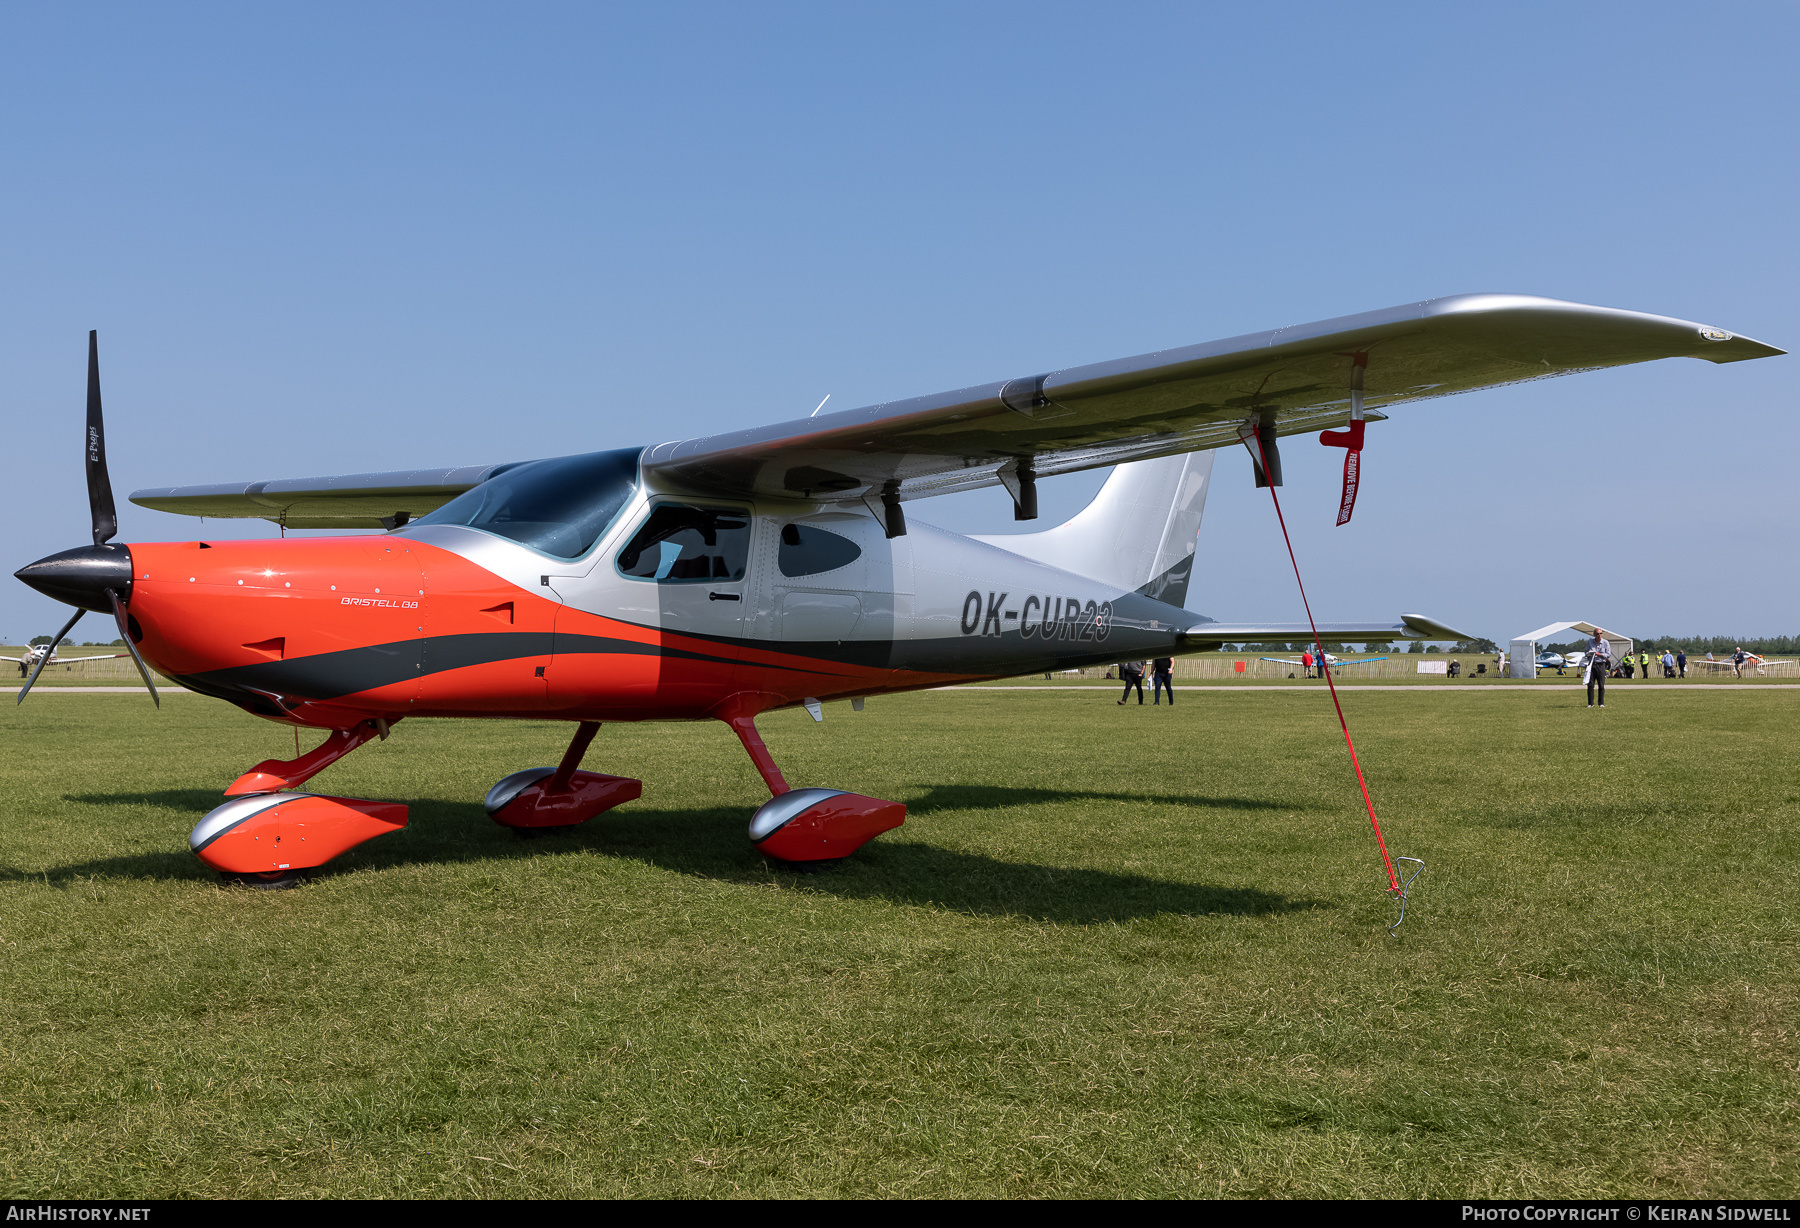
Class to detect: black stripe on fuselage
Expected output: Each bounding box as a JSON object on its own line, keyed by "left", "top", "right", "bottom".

{"left": 171, "top": 590, "right": 1195, "bottom": 704}
{"left": 172, "top": 630, "right": 846, "bottom": 702}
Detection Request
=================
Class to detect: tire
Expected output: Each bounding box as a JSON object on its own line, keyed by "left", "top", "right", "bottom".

{"left": 221, "top": 869, "right": 307, "bottom": 890}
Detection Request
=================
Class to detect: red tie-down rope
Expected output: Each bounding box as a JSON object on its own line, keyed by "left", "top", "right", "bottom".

{"left": 1244, "top": 426, "right": 1422, "bottom": 926}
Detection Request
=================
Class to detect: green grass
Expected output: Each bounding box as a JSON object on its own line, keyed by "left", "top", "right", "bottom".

{"left": 1, "top": 689, "right": 1795, "bottom": 1197}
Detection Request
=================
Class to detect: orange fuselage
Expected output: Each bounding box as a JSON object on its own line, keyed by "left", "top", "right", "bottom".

{"left": 127, "top": 536, "right": 967, "bottom": 730}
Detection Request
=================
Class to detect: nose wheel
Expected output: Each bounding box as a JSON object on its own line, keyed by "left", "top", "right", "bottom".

{"left": 220, "top": 868, "right": 310, "bottom": 890}
{"left": 191, "top": 792, "right": 409, "bottom": 883}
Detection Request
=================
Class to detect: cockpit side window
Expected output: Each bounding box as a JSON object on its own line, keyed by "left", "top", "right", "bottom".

{"left": 617, "top": 504, "right": 751, "bottom": 583}
{"left": 408, "top": 448, "right": 641, "bottom": 560}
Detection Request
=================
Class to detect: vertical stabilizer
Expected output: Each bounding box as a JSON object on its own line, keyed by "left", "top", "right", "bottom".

{"left": 969, "top": 451, "right": 1215, "bottom": 608}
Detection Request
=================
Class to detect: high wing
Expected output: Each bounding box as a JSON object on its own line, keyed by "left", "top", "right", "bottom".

{"left": 129, "top": 294, "right": 1781, "bottom": 525}
{"left": 130, "top": 463, "right": 522, "bottom": 529}
{"left": 640, "top": 293, "right": 1780, "bottom": 507}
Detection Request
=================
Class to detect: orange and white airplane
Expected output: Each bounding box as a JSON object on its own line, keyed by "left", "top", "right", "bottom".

{"left": 14, "top": 297, "right": 1782, "bottom": 885}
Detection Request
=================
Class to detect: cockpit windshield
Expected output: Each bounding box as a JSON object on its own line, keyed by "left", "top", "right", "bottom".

{"left": 407, "top": 447, "right": 642, "bottom": 559}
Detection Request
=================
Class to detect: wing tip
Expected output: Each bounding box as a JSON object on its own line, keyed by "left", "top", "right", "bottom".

{"left": 1422, "top": 294, "right": 1784, "bottom": 362}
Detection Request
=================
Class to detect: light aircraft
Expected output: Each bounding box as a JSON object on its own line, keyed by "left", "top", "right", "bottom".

{"left": 13, "top": 296, "right": 1783, "bottom": 886}
{"left": 2, "top": 643, "right": 62, "bottom": 673}
{"left": 1, "top": 641, "right": 127, "bottom": 674}
{"left": 1257, "top": 652, "right": 1390, "bottom": 670}
{"left": 1694, "top": 652, "right": 1783, "bottom": 676}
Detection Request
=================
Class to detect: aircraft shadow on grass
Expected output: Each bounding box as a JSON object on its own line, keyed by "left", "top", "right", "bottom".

{"left": 36, "top": 786, "right": 1323, "bottom": 924}
{"left": 898, "top": 782, "right": 1290, "bottom": 814}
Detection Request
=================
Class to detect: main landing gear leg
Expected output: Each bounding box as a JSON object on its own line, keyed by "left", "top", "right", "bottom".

{"left": 726, "top": 714, "right": 791, "bottom": 796}
{"left": 484, "top": 721, "right": 642, "bottom": 836}
{"left": 724, "top": 711, "right": 906, "bottom": 869}
{"left": 194, "top": 719, "right": 408, "bottom": 888}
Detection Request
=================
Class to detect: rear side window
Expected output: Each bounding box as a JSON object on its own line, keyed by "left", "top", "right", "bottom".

{"left": 617, "top": 504, "right": 751, "bottom": 582}
{"left": 778, "top": 523, "right": 862, "bottom": 578}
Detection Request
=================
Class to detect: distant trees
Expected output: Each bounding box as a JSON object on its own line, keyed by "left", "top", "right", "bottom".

{"left": 29, "top": 635, "right": 52, "bottom": 646}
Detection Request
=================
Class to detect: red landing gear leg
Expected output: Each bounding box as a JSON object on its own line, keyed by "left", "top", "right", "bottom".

{"left": 196, "top": 719, "right": 408, "bottom": 888}
{"left": 726, "top": 714, "right": 790, "bottom": 797}
{"left": 484, "top": 721, "right": 642, "bottom": 835}
{"left": 224, "top": 719, "right": 393, "bottom": 796}
{"left": 723, "top": 711, "right": 905, "bottom": 868}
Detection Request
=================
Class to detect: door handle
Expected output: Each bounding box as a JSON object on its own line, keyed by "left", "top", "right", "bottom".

{"left": 708, "top": 591, "right": 741, "bottom": 601}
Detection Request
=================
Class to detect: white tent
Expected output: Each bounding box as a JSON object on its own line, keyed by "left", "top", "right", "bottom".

{"left": 1508, "top": 622, "right": 1634, "bottom": 678}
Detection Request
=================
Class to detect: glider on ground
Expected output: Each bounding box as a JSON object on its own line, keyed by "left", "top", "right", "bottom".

{"left": 12, "top": 295, "right": 1783, "bottom": 884}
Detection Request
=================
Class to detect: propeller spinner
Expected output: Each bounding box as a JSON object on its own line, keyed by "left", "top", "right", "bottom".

{"left": 13, "top": 332, "right": 159, "bottom": 706}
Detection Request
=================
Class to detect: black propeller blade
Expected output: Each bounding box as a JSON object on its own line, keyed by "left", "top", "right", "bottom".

{"left": 108, "top": 589, "right": 159, "bottom": 707}
{"left": 87, "top": 330, "right": 117, "bottom": 547}
{"left": 14, "top": 331, "right": 158, "bottom": 707}
{"left": 16, "top": 608, "right": 85, "bottom": 706}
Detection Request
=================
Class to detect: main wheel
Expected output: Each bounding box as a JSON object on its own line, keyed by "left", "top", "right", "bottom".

{"left": 762, "top": 856, "right": 847, "bottom": 874}
{"left": 511, "top": 824, "right": 582, "bottom": 840}
{"left": 220, "top": 869, "right": 308, "bottom": 890}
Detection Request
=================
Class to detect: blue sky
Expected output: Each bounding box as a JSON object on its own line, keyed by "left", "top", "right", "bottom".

{"left": 4, "top": 2, "right": 1793, "bottom": 646}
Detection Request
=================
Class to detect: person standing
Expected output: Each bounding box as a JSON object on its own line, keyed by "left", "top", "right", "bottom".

{"left": 1677, "top": 649, "right": 1687, "bottom": 678}
{"left": 1151, "top": 657, "right": 1174, "bottom": 705}
{"left": 1732, "top": 646, "right": 1748, "bottom": 678}
{"left": 1585, "top": 629, "right": 1613, "bottom": 708}
{"left": 1300, "top": 648, "right": 1313, "bottom": 679}
{"left": 1639, "top": 648, "right": 1653, "bottom": 680}
{"left": 1117, "top": 660, "right": 1146, "bottom": 705}
{"left": 1661, "top": 649, "right": 1676, "bottom": 678}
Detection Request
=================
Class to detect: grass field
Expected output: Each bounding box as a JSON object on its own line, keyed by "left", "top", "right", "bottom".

{"left": 1, "top": 688, "right": 1795, "bottom": 1198}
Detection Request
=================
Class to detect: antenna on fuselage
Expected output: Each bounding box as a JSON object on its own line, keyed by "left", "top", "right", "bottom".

{"left": 810, "top": 394, "right": 831, "bottom": 417}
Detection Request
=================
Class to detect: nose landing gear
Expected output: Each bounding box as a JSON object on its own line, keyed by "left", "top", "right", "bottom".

{"left": 192, "top": 791, "right": 408, "bottom": 887}
{"left": 195, "top": 717, "right": 410, "bottom": 886}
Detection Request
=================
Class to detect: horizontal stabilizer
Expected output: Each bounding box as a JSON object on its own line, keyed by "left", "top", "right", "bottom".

{"left": 1182, "top": 612, "right": 1474, "bottom": 645}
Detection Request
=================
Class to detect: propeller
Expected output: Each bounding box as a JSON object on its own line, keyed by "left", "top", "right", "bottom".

{"left": 14, "top": 332, "right": 158, "bottom": 707}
